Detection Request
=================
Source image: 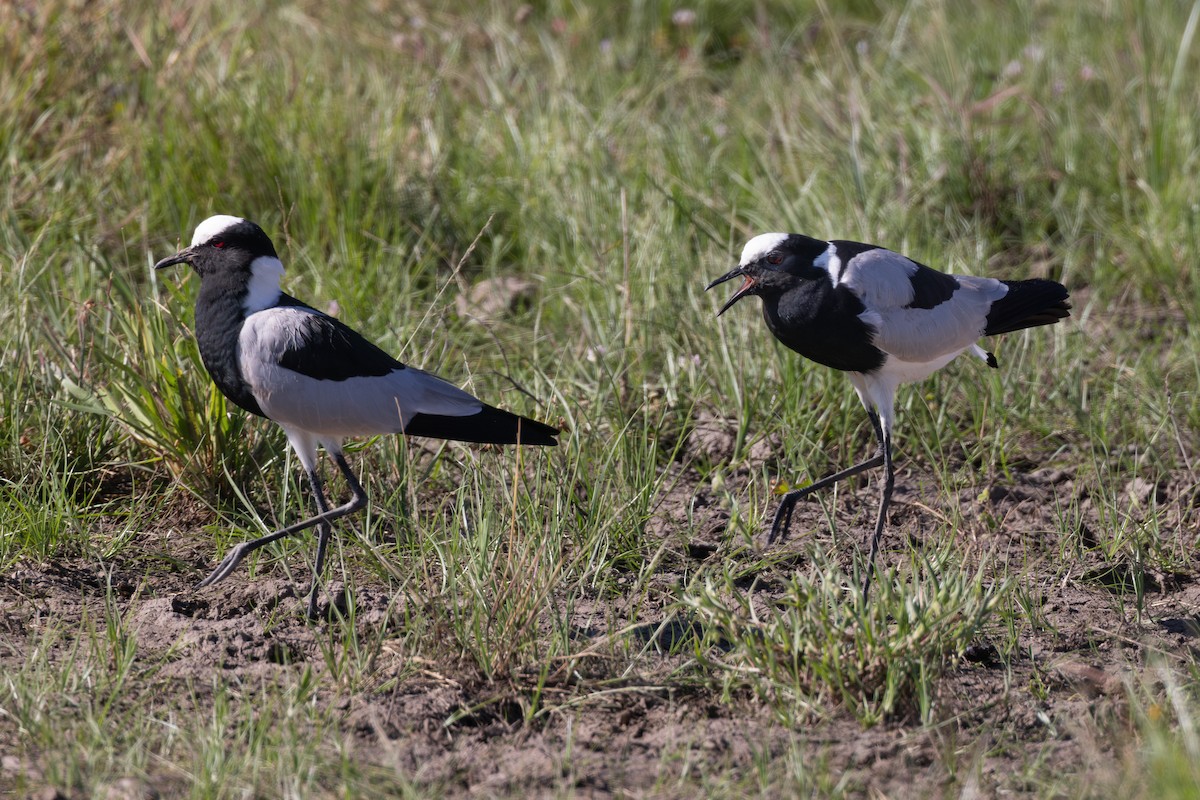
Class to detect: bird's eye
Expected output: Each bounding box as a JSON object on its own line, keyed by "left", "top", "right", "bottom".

{"left": 212, "top": 241, "right": 225, "bottom": 248}
{"left": 766, "top": 252, "right": 783, "bottom": 265}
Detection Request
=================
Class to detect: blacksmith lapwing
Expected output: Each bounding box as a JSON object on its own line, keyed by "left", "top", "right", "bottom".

{"left": 707, "top": 233, "right": 1069, "bottom": 599}
{"left": 155, "top": 215, "right": 558, "bottom": 617}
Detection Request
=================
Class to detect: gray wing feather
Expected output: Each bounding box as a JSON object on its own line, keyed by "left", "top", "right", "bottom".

{"left": 838, "top": 249, "right": 922, "bottom": 309}
{"left": 864, "top": 275, "right": 1009, "bottom": 362}
{"left": 239, "top": 307, "right": 484, "bottom": 438}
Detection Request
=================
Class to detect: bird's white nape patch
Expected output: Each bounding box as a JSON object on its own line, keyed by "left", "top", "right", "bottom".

{"left": 739, "top": 233, "right": 791, "bottom": 266}
{"left": 243, "top": 255, "right": 285, "bottom": 313}
{"left": 191, "top": 215, "right": 246, "bottom": 247}
{"left": 813, "top": 243, "right": 842, "bottom": 286}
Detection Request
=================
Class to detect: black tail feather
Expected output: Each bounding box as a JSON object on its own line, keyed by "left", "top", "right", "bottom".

{"left": 984, "top": 279, "right": 1071, "bottom": 336}
{"left": 404, "top": 404, "right": 559, "bottom": 446}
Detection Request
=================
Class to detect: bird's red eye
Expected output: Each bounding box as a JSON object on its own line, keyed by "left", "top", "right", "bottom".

{"left": 213, "top": 241, "right": 225, "bottom": 248}
{"left": 766, "top": 252, "right": 783, "bottom": 265}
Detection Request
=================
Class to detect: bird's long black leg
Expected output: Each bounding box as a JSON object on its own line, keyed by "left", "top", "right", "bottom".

{"left": 764, "top": 409, "right": 886, "bottom": 547}
{"left": 196, "top": 455, "right": 369, "bottom": 593}
{"left": 304, "top": 467, "right": 334, "bottom": 619}
{"left": 865, "top": 408, "right": 884, "bottom": 447}
{"left": 860, "top": 424, "right": 894, "bottom": 603}
{"left": 306, "top": 453, "right": 369, "bottom": 618}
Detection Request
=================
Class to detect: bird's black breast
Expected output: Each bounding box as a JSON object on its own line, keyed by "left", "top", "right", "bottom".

{"left": 193, "top": 287, "right": 267, "bottom": 418}
{"left": 763, "top": 281, "right": 886, "bottom": 374}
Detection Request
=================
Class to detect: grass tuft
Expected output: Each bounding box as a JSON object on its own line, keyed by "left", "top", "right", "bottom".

{"left": 686, "top": 553, "right": 1002, "bottom": 725}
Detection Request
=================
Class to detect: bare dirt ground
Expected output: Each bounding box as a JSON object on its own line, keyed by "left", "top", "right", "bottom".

{"left": 2, "top": 427, "right": 1198, "bottom": 797}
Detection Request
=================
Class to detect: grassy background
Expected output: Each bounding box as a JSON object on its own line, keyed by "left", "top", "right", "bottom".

{"left": 2, "top": 0, "right": 1199, "bottom": 796}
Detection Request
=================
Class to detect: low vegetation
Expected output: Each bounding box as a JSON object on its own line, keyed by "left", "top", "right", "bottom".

{"left": 1, "top": 0, "right": 1198, "bottom": 796}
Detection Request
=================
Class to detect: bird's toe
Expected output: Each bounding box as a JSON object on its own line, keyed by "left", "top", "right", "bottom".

{"left": 763, "top": 500, "right": 796, "bottom": 547}
{"left": 195, "top": 543, "right": 253, "bottom": 588}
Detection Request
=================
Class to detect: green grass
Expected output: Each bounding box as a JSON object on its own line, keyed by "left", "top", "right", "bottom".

{"left": 2, "top": 600, "right": 376, "bottom": 797}
{"left": 685, "top": 551, "right": 1003, "bottom": 725}
{"left": 2, "top": 0, "right": 1200, "bottom": 796}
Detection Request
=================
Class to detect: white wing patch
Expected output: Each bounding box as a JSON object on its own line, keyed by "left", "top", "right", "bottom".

{"left": 246, "top": 365, "right": 484, "bottom": 439}
{"left": 839, "top": 248, "right": 920, "bottom": 309}
{"left": 835, "top": 248, "right": 1012, "bottom": 364}
{"left": 237, "top": 307, "right": 484, "bottom": 438}
{"left": 866, "top": 275, "right": 1009, "bottom": 363}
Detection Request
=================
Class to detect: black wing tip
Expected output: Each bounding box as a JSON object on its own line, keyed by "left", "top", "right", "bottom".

{"left": 521, "top": 431, "right": 560, "bottom": 447}
{"left": 509, "top": 416, "right": 561, "bottom": 447}
{"left": 1000, "top": 278, "right": 1070, "bottom": 298}
{"left": 405, "top": 406, "right": 559, "bottom": 447}
{"left": 985, "top": 279, "right": 1072, "bottom": 336}
{"left": 986, "top": 351, "right": 999, "bottom": 369}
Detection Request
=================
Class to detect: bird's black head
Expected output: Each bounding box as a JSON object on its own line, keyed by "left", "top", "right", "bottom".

{"left": 706, "top": 233, "right": 831, "bottom": 315}
{"left": 153, "top": 215, "right": 278, "bottom": 278}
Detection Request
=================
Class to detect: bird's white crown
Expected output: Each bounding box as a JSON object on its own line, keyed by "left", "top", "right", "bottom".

{"left": 740, "top": 233, "right": 792, "bottom": 266}
{"left": 191, "top": 215, "right": 246, "bottom": 247}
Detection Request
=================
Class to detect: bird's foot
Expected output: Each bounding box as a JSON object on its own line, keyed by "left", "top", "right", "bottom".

{"left": 195, "top": 542, "right": 255, "bottom": 589}
{"left": 759, "top": 490, "right": 805, "bottom": 549}
{"left": 303, "top": 583, "right": 352, "bottom": 622}
{"left": 304, "top": 582, "right": 322, "bottom": 621}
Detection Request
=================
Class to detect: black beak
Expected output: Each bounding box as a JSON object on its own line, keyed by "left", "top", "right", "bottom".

{"left": 154, "top": 248, "right": 194, "bottom": 271}
{"left": 706, "top": 265, "right": 757, "bottom": 317}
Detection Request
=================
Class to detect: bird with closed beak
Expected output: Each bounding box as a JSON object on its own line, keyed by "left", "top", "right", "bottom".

{"left": 154, "top": 215, "right": 558, "bottom": 617}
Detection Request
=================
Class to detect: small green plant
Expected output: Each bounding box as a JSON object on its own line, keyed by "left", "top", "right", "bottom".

{"left": 685, "top": 553, "right": 1004, "bottom": 725}
{"left": 435, "top": 454, "right": 573, "bottom": 679}
{"left": 2, "top": 0, "right": 1200, "bottom": 795}
{"left": 62, "top": 268, "right": 277, "bottom": 497}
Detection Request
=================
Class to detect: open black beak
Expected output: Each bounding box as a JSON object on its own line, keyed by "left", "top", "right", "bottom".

{"left": 706, "top": 265, "right": 757, "bottom": 317}
{"left": 153, "top": 248, "right": 194, "bottom": 271}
